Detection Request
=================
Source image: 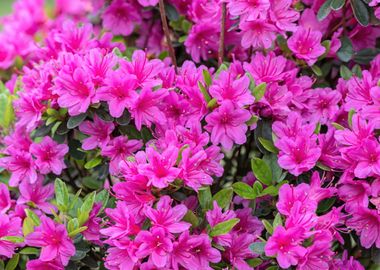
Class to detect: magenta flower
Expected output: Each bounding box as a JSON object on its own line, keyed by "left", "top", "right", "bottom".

{"left": 17, "top": 176, "right": 55, "bottom": 213}
{"left": 206, "top": 202, "right": 237, "bottom": 247}
{"left": 0, "top": 151, "right": 37, "bottom": 186}
{"left": 95, "top": 70, "right": 138, "bottom": 118}
{"left": 101, "top": 0, "right": 141, "bottom": 36}
{"left": 240, "top": 20, "right": 277, "bottom": 49}
{"left": 225, "top": 232, "right": 257, "bottom": 270}
{"left": 353, "top": 139, "right": 380, "bottom": 178}
{"left": 101, "top": 136, "right": 142, "bottom": 174}
{"left": 346, "top": 207, "right": 380, "bottom": 248}
{"left": 276, "top": 136, "right": 321, "bottom": 176}
{"left": 100, "top": 201, "right": 140, "bottom": 240}
{"left": 79, "top": 115, "right": 115, "bottom": 150}
{"left": 83, "top": 203, "right": 102, "bottom": 244}
{"left": 345, "top": 71, "right": 377, "bottom": 110}
{"left": 308, "top": 88, "right": 342, "bottom": 124}
{"left": 138, "top": 146, "right": 181, "bottom": 188}
{"left": 26, "top": 259, "right": 64, "bottom": 270}
{"left": 135, "top": 227, "right": 173, "bottom": 268}
{"left": 0, "top": 214, "right": 22, "bottom": 258}
{"left": 187, "top": 233, "right": 221, "bottom": 268}
{"left": 54, "top": 65, "right": 96, "bottom": 116}
{"left": 227, "top": 0, "right": 270, "bottom": 20}
{"left": 273, "top": 112, "right": 315, "bottom": 139}
{"left": 338, "top": 179, "right": 371, "bottom": 211}
{"left": 25, "top": 216, "right": 75, "bottom": 266}
{"left": 14, "top": 92, "right": 46, "bottom": 132}
{"left": 288, "top": 27, "right": 326, "bottom": 66}
{"left": 138, "top": 0, "right": 159, "bottom": 7}
{"left": 265, "top": 225, "right": 307, "bottom": 269}
{"left": 84, "top": 49, "right": 117, "bottom": 87}
{"left": 145, "top": 196, "right": 190, "bottom": 233}
{"left": 129, "top": 87, "right": 167, "bottom": 130}
{"left": 0, "top": 183, "right": 11, "bottom": 214}
{"left": 120, "top": 50, "right": 164, "bottom": 88}
{"left": 205, "top": 101, "right": 251, "bottom": 150}
{"left": 30, "top": 136, "right": 68, "bottom": 175}
{"left": 269, "top": 0, "right": 299, "bottom": 31}
{"left": 209, "top": 71, "right": 254, "bottom": 107}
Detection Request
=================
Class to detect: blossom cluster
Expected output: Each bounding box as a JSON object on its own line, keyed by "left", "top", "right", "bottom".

{"left": 0, "top": 0, "right": 379, "bottom": 269}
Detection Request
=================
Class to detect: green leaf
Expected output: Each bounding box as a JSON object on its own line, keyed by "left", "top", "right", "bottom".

{"left": 5, "top": 254, "right": 19, "bottom": 270}
{"left": 22, "top": 217, "right": 35, "bottom": 236}
{"left": 19, "top": 247, "right": 39, "bottom": 255}
{"left": 252, "top": 82, "right": 267, "bottom": 102}
{"left": 82, "top": 176, "right": 102, "bottom": 190}
{"left": 348, "top": 109, "right": 355, "bottom": 128}
{"left": 95, "top": 189, "right": 110, "bottom": 210}
{"left": 207, "top": 98, "right": 218, "bottom": 109}
{"left": 276, "top": 35, "right": 291, "bottom": 53}
{"left": 232, "top": 182, "right": 256, "bottom": 199}
{"left": 115, "top": 110, "right": 131, "bottom": 126}
{"left": 247, "top": 258, "right": 263, "bottom": 267}
{"left": 198, "top": 186, "right": 212, "bottom": 210}
{"left": 198, "top": 81, "right": 211, "bottom": 103}
{"left": 318, "top": 40, "right": 332, "bottom": 60}
{"left": 317, "top": 197, "right": 336, "bottom": 213}
{"left": 25, "top": 209, "right": 41, "bottom": 226}
{"left": 0, "top": 93, "right": 15, "bottom": 130}
{"left": 273, "top": 213, "right": 283, "bottom": 229}
{"left": 340, "top": 65, "right": 352, "bottom": 80}
{"left": 331, "top": 0, "right": 345, "bottom": 10}
{"left": 249, "top": 242, "right": 266, "bottom": 255}
{"left": 311, "top": 65, "right": 322, "bottom": 77}
{"left": 258, "top": 137, "right": 278, "bottom": 154}
{"left": 55, "top": 178, "right": 69, "bottom": 212}
{"left": 67, "top": 113, "right": 87, "bottom": 129}
{"left": 213, "top": 188, "right": 233, "bottom": 208}
{"left": 79, "top": 192, "right": 96, "bottom": 225}
{"left": 84, "top": 156, "right": 102, "bottom": 169}
{"left": 352, "top": 64, "right": 363, "bottom": 78}
{"left": 251, "top": 158, "right": 272, "bottom": 186}
{"left": 202, "top": 69, "right": 212, "bottom": 87}
{"left": 209, "top": 218, "right": 240, "bottom": 237}
{"left": 332, "top": 122, "right": 345, "bottom": 130}
{"left": 262, "top": 219, "right": 274, "bottom": 234}
{"left": 337, "top": 36, "right": 354, "bottom": 62}
{"left": 260, "top": 186, "right": 279, "bottom": 197}
{"left": 350, "top": 0, "right": 369, "bottom": 26}
{"left": 68, "top": 218, "right": 79, "bottom": 233}
{"left": 68, "top": 226, "right": 88, "bottom": 238}
{"left": 317, "top": 0, "right": 333, "bottom": 21}
{"left": 0, "top": 236, "right": 24, "bottom": 243}
{"left": 252, "top": 181, "right": 263, "bottom": 195}
{"left": 182, "top": 210, "right": 199, "bottom": 228}
{"left": 164, "top": 3, "right": 180, "bottom": 21}
{"left": 354, "top": 48, "right": 380, "bottom": 64}
{"left": 216, "top": 63, "right": 229, "bottom": 77}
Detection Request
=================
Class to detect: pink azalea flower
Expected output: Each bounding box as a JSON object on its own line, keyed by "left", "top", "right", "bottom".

{"left": 265, "top": 225, "right": 307, "bottom": 269}
{"left": 30, "top": 136, "right": 68, "bottom": 175}
{"left": 277, "top": 183, "right": 318, "bottom": 216}
{"left": 179, "top": 148, "right": 214, "bottom": 191}
{"left": 308, "top": 88, "right": 342, "bottom": 124}
{"left": 0, "top": 183, "right": 11, "bottom": 214}
{"left": 138, "top": 146, "right": 181, "bottom": 188}
{"left": 205, "top": 101, "right": 251, "bottom": 150}
{"left": 84, "top": 48, "right": 117, "bottom": 87}
{"left": 145, "top": 196, "right": 190, "bottom": 233}
{"left": 25, "top": 216, "right": 75, "bottom": 266}
{"left": 269, "top": 0, "right": 299, "bottom": 31}
{"left": 234, "top": 208, "right": 264, "bottom": 235}
{"left": 288, "top": 27, "right": 326, "bottom": 66}
{"left": 244, "top": 52, "right": 287, "bottom": 84}
{"left": 14, "top": 92, "right": 46, "bottom": 132}
{"left": 138, "top": 0, "right": 159, "bottom": 6}
{"left": 227, "top": 0, "right": 270, "bottom": 21}
{"left": 276, "top": 136, "right": 321, "bottom": 176}
{"left": 26, "top": 259, "right": 64, "bottom": 270}
{"left": 0, "top": 214, "right": 22, "bottom": 258}
{"left": 273, "top": 112, "right": 315, "bottom": 139}
{"left": 120, "top": 50, "right": 164, "bottom": 88}
{"left": 104, "top": 245, "right": 138, "bottom": 270}
{"left": 171, "top": 231, "right": 198, "bottom": 270}
{"left": 17, "top": 176, "right": 55, "bottom": 213}
{"left": 101, "top": 136, "right": 142, "bottom": 174}
{"left": 79, "top": 115, "right": 115, "bottom": 150}
{"left": 54, "top": 68, "right": 96, "bottom": 116}
{"left": 240, "top": 20, "right": 277, "bottom": 49}
{"left": 309, "top": 171, "right": 337, "bottom": 202}
{"left": 129, "top": 87, "right": 167, "bottom": 130}
{"left": 334, "top": 250, "right": 365, "bottom": 270}
{"left": 95, "top": 70, "right": 138, "bottom": 118}
{"left": 209, "top": 71, "right": 254, "bottom": 106}
{"left": 83, "top": 203, "right": 102, "bottom": 244}
{"left": 184, "top": 23, "right": 219, "bottom": 62}
{"left": 135, "top": 227, "right": 173, "bottom": 268}
{"left": 338, "top": 179, "right": 371, "bottom": 211}
{"left": 100, "top": 201, "right": 140, "bottom": 240}
{"left": 353, "top": 139, "right": 380, "bottom": 178}
{"left": 346, "top": 207, "right": 380, "bottom": 248}
{"left": 0, "top": 151, "right": 37, "bottom": 186}
{"left": 187, "top": 233, "right": 221, "bottom": 268}
{"left": 101, "top": 0, "right": 141, "bottom": 36}
{"left": 224, "top": 232, "right": 257, "bottom": 270}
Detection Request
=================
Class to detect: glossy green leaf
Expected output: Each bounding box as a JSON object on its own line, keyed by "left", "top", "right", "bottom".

{"left": 209, "top": 218, "right": 240, "bottom": 237}
{"left": 232, "top": 182, "right": 256, "bottom": 199}
{"left": 213, "top": 188, "right": 233, "bottom": 208}
{"left": 251, "top": 158, "right": 272, "bottom": 186}
{"left": 67, "top": 113, "right": 87, "bottom": 129}
{"left": 350, "top": 0, "right": 369, "bottom": 26}
{"left": 317, "top": 0, "right": 333, "bottom": 21}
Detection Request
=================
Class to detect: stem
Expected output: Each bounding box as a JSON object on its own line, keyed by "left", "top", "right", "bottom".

{"left": 158, "top": 0, "right": 177, "bottom": 71}
{"left": 218, "top": 3, "right": 227, "bottom": 66}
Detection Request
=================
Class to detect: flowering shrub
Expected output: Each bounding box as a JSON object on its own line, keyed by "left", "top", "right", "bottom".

{"left": 0, "top": 0, "right": 380, "bottom": 269}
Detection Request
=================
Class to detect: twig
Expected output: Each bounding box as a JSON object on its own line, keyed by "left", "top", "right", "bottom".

{"left": 158, "top": 0, "right": 177, "bottom": 71}
{"left": 218, "top": 3, "right": 227, "bottom": 66}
